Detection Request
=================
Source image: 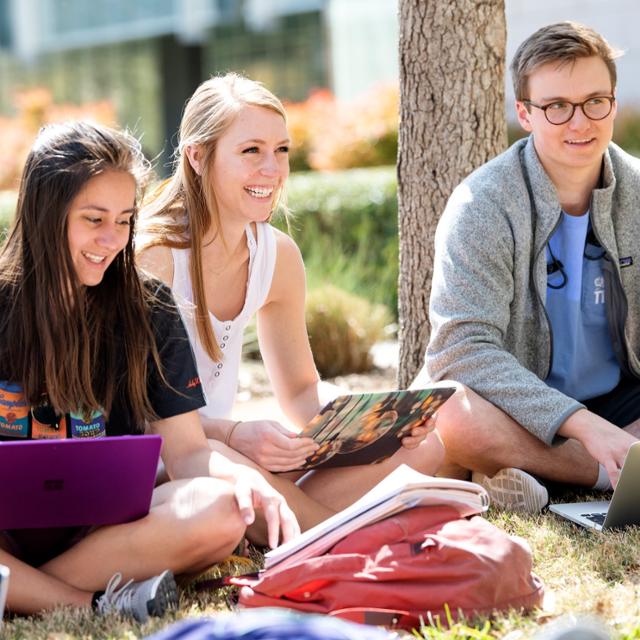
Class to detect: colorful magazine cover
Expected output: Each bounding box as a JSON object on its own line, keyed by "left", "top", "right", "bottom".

{"left": 296, "top": 386, "right": 455, "bottom": 470}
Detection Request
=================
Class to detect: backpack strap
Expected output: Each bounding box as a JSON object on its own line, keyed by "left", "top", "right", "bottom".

{"left": 330, "top": 607, "right": 418, "bottom": 629}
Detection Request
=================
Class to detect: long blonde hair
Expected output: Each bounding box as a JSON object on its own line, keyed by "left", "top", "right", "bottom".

{"left": 139, "top": 73, "right": 288, "bottom": 362}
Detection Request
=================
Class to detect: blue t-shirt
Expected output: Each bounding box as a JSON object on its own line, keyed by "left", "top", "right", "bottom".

{"left": 544, "top": 211, "right": 620, "bottom": 401}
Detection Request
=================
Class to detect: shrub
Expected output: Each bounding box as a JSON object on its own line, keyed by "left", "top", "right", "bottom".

{"left": 613, "top": 107, "right": 640, "bottom": 156}
{"left": 284, "top": 84, "right": 398, "bottom": 171}
{"left": 305, "top": 284, "right": 391, "bottom": 378}
{"left": 285, "top": 89, "right": 335, "bottom": 172}
{"left": 279, "top": 165, "right": 398, "bottom": 316}
{"left": 309, "top": 84, "right": 398, "bottom": 170}
{"left": 0, "top": 87, "right": 116, "bottom": 190}
{"left": 0, "top": 190, "right": 16, "bottom": 232}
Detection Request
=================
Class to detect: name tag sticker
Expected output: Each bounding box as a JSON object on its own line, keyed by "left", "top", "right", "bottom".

{"left": 619, "top": 256, "right": 633, "bottom": 268}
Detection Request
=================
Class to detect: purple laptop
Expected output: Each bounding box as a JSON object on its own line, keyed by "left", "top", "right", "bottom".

{"left": 0, "top": 435, "right": 161, "bottom": 529}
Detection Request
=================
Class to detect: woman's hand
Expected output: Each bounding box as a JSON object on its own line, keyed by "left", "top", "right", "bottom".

{"left": 229, "top": 420, "right": 319, "bottom": 472}
{"left": 231, "top": 464, "right": 300, "bottom": 548}
{"left": 399, "top": 415, "right": 437, "bottom": 450}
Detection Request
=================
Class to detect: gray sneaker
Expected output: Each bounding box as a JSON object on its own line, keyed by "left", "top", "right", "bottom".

{"left": 96, "top": 569, "right": 178, "bottom": 623}
{"left": 472, "top": 467, "right": 549, "bottom": 514}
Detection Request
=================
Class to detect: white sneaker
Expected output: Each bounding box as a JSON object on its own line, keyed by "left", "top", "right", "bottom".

{"left": 472, "top": 467, "right": 549, "bottom": 514}
{"left": 96, "top": 570, "right": 178, "bottom": 623}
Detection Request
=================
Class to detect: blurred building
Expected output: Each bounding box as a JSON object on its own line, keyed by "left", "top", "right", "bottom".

{"left": 0, "top": 0, "right": 398, "bottom": 169}
{"left": 1, "top": 0, "right": 636, "bottom": 169}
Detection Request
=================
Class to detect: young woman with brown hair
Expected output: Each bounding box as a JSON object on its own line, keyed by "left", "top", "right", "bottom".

{"left": 0, "top": 121, "right": 297, "bottom": 621}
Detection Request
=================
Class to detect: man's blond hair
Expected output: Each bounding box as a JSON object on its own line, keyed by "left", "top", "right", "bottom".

{"left": 510, "top": 22, "right": 622, "bottom": 101}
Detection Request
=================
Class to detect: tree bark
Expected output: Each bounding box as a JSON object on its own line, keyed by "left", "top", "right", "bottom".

{"left": 397, "top": 0, "right": 508, "bottom": 387}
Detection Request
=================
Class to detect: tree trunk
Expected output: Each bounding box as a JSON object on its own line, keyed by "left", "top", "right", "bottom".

{"left": 397, "top": 0, "right": 508, "bottom": 387}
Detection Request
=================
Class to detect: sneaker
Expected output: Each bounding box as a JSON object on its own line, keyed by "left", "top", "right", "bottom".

{"left": 472, "top": 467, "right": 549, "bottom": 514}
{"left": 96, "top": 569, "right": 178, "bottom": 623}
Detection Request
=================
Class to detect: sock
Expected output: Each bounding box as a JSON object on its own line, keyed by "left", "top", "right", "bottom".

{"left": 91, "top": 590, "right": 105, "bottom": 610}
{"left": 592, "top": 464, "right": 612, "bottom": 491}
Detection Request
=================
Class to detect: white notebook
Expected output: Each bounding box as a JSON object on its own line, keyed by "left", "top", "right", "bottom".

{"left": 265, "top": 464, "right": 489, "bottom": 571}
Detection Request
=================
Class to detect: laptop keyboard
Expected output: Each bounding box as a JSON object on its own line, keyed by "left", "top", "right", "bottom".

{"left": 581, "top": 512, "right": 606, "bottom": 526}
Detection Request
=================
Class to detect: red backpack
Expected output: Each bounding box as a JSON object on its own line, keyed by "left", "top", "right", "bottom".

{"left": 232, "top": 505, "right": 544, "bottom": 630}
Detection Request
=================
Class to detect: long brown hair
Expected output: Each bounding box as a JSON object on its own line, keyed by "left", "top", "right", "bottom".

{"left": 0, "top": 121, "right": 160, "bottom": 425}
{"left": 138, "top": 73, "right": 288, "bottom": 362}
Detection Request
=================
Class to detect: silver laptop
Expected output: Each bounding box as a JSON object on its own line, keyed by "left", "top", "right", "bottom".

{"left": 549, "top": 441, "right": 640, "bottom": 531}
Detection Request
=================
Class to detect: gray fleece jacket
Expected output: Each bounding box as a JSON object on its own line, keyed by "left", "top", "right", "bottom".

{"left": 426, "top": 136, "right": 640, "bottom": 445}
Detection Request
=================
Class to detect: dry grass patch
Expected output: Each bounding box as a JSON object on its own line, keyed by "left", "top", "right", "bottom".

{"left": 3, "top": 509, "right": 640, "bottom": 639}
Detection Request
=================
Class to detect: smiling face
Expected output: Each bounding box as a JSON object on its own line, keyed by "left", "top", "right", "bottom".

{"left": 207, "top": 105, "right": 290, "bottom": 226}
{"left": 515, "top": 56, "right": 617, "bottom": 184}
{"left": 66, "top": 170, "right": 136, "bottom": 287}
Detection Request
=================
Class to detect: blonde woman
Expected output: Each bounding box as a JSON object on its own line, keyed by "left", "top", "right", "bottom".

{"left": 138, "top": 74, "right": 443, "bottom": 531}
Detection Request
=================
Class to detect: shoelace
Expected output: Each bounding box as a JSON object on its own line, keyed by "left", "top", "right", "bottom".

{"left": 97, "top": 572, "right": 135, "bottom": 615}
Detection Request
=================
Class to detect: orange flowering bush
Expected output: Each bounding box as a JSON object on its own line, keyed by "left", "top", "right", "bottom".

{"left": 284, "top": 83, "right": 398, "bottom": 172}
{"left": 0, "top": 88, "right": 116, "bottom": 190}
{"left": 285, "top": 88, "right": 336, "bottom": 171}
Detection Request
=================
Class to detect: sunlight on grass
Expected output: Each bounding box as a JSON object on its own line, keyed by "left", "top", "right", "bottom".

{"left": 3, "top": 512, "right": 640, "bottom": 638}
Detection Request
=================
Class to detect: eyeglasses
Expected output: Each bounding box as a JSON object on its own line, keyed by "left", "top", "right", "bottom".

{"left": 523, "top": 96, "right": 615, "bottom": 125}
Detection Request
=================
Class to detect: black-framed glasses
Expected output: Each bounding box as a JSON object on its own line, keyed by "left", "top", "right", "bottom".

{"left": 524, "top": 95, "right": 615, "bottom": 125}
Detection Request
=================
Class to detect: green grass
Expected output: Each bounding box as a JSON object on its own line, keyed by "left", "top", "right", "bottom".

{"left": 3, "top": 507, "right": 640, "bottom": 639}
{"left": 282, "top": 166, "right": 399, "bottom": 317}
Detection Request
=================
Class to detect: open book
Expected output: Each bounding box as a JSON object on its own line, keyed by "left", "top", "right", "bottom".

{"left": 265, "top": 464, "right": 489, "bottom": 571}
{"left": 295, "top": 386, "right": 455, "bottom": 471}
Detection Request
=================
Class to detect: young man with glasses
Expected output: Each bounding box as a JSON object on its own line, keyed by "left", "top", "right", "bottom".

{"left": 414, "top": 22, "right": 640, "bottom": 512}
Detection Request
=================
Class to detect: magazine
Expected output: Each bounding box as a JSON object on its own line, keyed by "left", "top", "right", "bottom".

{"left": 295, "top": 386, "right": 455, "bottom": 471}
{"left": 264, "top": 463, "right": 489, "bottom": 571}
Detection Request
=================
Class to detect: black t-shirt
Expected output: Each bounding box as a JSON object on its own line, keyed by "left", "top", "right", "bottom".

{"left": 0, "top": 280, "right": 206, "bottom": 441}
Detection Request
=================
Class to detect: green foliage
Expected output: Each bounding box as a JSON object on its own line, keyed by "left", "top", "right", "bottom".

{"left": 0, "top": 190, "right": 16, "bottom": 231}
{"left": 305, "top": 284, "right": 391, "bottom": 378}
{"left": 285, "top": 85, "right": 398, "bottom": 172}
{"left": 614, "top": 107, "right": 640, "bottom": 156}
{"left": 280, "top": 165, "right": 398, "bottom": 317}
{"left": 411, "top": 604, "right": 494, "bottom": 639}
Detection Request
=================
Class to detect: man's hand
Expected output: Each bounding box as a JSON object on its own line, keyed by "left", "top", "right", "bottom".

{"left": 231, "top": 464, "right": 300, "bottom": 548}
{"left": 228, "top": 420, "right": 318, "bottom": 472}
{"left": 559, "top": 409, "right": 638, "bottom": 487}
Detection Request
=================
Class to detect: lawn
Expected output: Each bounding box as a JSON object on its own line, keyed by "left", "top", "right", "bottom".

{"left": 2, "top": 505, "right": 640, "bottom": 640}
{"left": 2, "top": 175, "right": 640, "bottom": 637}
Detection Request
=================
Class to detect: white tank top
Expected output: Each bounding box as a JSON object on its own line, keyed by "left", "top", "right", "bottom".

{"left": 171, "top": 222, "right": 277, "bottom": 419}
